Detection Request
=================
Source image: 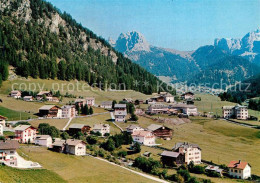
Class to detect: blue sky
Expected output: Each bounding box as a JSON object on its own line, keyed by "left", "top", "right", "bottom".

{"left": 47, "top": 0, "right": 260, "bottom": 51}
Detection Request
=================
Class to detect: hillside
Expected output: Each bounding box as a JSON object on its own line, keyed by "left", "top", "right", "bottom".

{"left": 112, "top": 31, "right": 260, "bottom": 87}
{"left": 0, "top": 0, "right": 173, "bottom": 94}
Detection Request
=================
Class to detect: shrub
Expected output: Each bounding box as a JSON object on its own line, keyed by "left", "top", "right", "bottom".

{"left": 133, "top": 157, "right": 161, "bottom": 173}
{"left": 177, "top": 169, "right": 190, "bottom": 181}
{"left": 117, "top": 150, "right": 127, "bottom": 158}
{"left": 86, "top": 136, "right": 98, "bottom": 145}
{"left": 100, "top": 138, "right": 115, "bottom": 152}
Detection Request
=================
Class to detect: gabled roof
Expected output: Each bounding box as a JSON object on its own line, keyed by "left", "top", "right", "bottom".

{"left": 114, "top": 104, "right": 127, "bottom": 108}
{"left": 66, "top": 139, "right": 86, "bottom": 146}
{"left": 24, "top": 96, "right": 33, "bottom": 99}
{"left": 205, "top": 165, "right": 224, "bottom": 173}
{"left": 173, "top": 142, "right": 201, "bottom": 150}
{"left": 126, "top": 125, "right": 143, "bottom": 130}
{"left": 69, "top": 123, "right": 90, "bottom": 129}
{"left": 52, "top": 139, "right": 66, "bottom": 147}
{"left": 228, "top": 160, "right": 250, "bottom": 169}
{"left": 61, "top": 105, "right": 74, "bottom": 109}
{"left": 93, "top": 124, "right": 109, "bottom": 130}
{"left": 181, "top": 92, "right": 194, "bottom": 96}
{"left": 39, "top": 105, "right": 59, "bottom": 110}
{"left": 36, "top": 135, "right": 51, "bottom": 140}
{"left": 11, "top": 90, "right": 21, "bottom": 94}
{"left": 0, "top": 140, "right": 19, "bottom": 150}
{"left": 222, "top": 106, "right": 234, "bottom": 110}
{"left": 147, "top": 124, "right": 163, "bottom": 131}
{"left": 37, "top": 91, "right": 51, "bottom": 96}
{"left": 101, "top": 101, "right": 113, "bottom": 105}
{"left": 14, "top": 125, "right": 35, "bottom": 131}
{"left": 161, "top": 151, "right": 180, "bottom": 158}
{"left": 132, "top": 130, "right": 153, "bottom": 137}
{"left": 115, "top": 111, "right": 127, "bottom": 115}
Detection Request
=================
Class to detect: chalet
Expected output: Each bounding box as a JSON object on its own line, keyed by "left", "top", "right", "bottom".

{"left": 52, "top": 139, "right": 66, "bottom": 153}
{"left": 36, "top": 91, "right": 52, "bottom": 100}
{"left": 114, "top": 104, "right": 127, "bottom": 122}
{"left": 169, "top": 103, "right": 198, "bottom": 116}
{"left": 228, "top": 160, "right": 251, "bottom": 179}
{"left": 14, "top": 125, "right": 37, "bottom": 143}
{"left": 172, "top": 142, "right": 201, "bottom": 164}
{"left": 61, "top": 105, "right": 76, "bottom": 118}
{"left": 85, "top": 97, "right": 95, "bottom": 106}
{"left": 181, "top": 92, "right": 195, "bottom": 100}
{"left": 156, "top": 96, "right": 165, "bottom": 102}
{"left": 163, "top": 93, "right": 175, "bottom": 103}
{"left": 0, "top": 140, "right": 19, "bottom": 166}
{"left": 205, "top": 165, "right": 224, "bottom": 177}
{"left": 92, "top": 124, "right": 110, "bottom": 136}
{"left": 147, "top": 124, "right": 173, "bottom": 139}
{"left": 100, "top": 101, "right": 113, "bottom": 109}
{"left": 35, "top": 135, "right": 52, "bottom": 147}
{"left": 39, "top": 105, "right": 62, "bottom": 118}
{"left": 0, "top": 115, "right": 7, "bottom": 136}
{"left": 65, "top": 139, "right": 86, "bottom": 156}
{"left": 68, "top": 124, "right": 91, "bottom": 136}
{"left": 10, "top": 90, "right": 21, "bottom": 98}
{"left": 160, "top": 151, "right": 184, "bottom": 166}
{"left": 147, "top": 104, "right": 169, "bottom": 114}
{"left": 222, "top": 105, "right": 248, "bottom": 120}
{"left": 132, "top": 131, "right": 156, "bottom": 146}
{"left": 126, "top": 125, "right": 144, "bottom": 134}
{"left": 23, "top": 96, "right": 33, "bottom": 101}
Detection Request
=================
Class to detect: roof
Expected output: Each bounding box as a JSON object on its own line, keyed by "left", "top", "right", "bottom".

{"left": 228, "top": 160, "right": 250, "bottom": 169}
{"left": 75, "top": 98, "right": 85, "bottom": 102}
{"left": 222, "top": 106, "right": 234, "bottom": 110}
{"left": 173, "top": 142, "right": 201, "bottom": 150}
{"left": 39, "top": 105, "right": 57, "bottom": 110}
{"left": 52, "top": 139, "right": 66, "bottom": 147}
{"left": 115, "top": 111, "right": 127, "bottom": 115}
{"left": 114, "top": 104, "right": 127, "bottom": 108}
{"left": 36, "top": 135, "right": 51, "bottom": 140}
{"left": 0, "top": 115, "right": 7, "bottom": 120}
{"left": 181, "top": 92, "right": 194, "bottom": 96}
{"left": 149, "top": 104, "right": 169, "bottom": 109}
{"left": 234, "top": 104, "right": 248, "bottom": 110}
{"left": 14, "top": 125, "right": 35, "bottom": 131}
{"left": 0, "top": 140, "right": 19, "bottom": 150}
{"left": 126, "top": 125, "right": 143, "bottom": 130}
{"left": 66, "top": 139, "right": 86, "bottom": 146}
{"left": 170, "top": 103, "right": 197, "bottom": 109}
{"left": 11, "top": 90, "right": 21, "bottom": 94}
{"left": 132, "top": 131, "right": 153, "bottom": 137}
{"left": 69, "top": 123, "right": 88, "bottom": 129}
{"left": 147, "top": 124, "right": 163, "bottom": 131}
{"left": 205, "top": 165, "right": 224, "bottom": 173}
{"left": 24, "top": 96, "right": 33, "bottom": 99}
{"left": 93, "top": 124, "right": 109, "bottom": 130}
{"left": 61, "top": 105, "right": 74, "bottom": 109}
{"left": 161, "top": 151, "right": 180, "bottom": 158}
{"left": 101, "top": 101, "right": 113, "bottom": 105}
{"left": 37, "top": 91, "right": 51, "bottom": 96}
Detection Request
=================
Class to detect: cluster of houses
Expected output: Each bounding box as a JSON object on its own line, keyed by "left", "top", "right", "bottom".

{"left": 222, "top": 104, "right": 249, "bottom": 120}
{"left": 147, "top": 92, "right": 175, "bottom": 104}
{"left": 10, "top": 90, "right": 59, "bottom": 102}
{"left": 68, "top": 123, "right": 110, "bottom": 136}
{"left": 126, "top": 124, "right": 173, "bottom": 146}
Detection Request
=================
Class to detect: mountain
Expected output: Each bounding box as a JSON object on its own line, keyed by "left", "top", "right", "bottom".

{"left": 214, "top": 28, "right": 260, "bottom": 66}
{"left": 0, "top": 0, "right": 174, "bottom": 94}
{"left": 112, "top": 31, "right": 260, "bottom": 88}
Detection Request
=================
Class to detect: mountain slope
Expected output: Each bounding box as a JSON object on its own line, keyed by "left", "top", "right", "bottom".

{"left": 0, "top": 0, "right": 174, "bottom": 94}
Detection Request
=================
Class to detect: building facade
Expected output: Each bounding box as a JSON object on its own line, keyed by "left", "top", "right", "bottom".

{"left": 93, "top": 124, "right": 110, "bottom": 136}
{"left": 222, "top": 105, "right": 248, "bottom": 120}
{"left": 228, "top": 160, "right": 251, "bottom": 179}
{"left": 132, "top": 131, "right": 156, "bottom": 146}
{"left": 0, "top": 140, "right": 19, "bottom": 166}
{"left": 61, "top": 105, "right": 76, "bottom": 118}
{"left": 173, "top": 142, "right": 201, "bottom": 164}
{"left": 14, "top": 125, "right": 37, "bottom": 143}
{"left": 35, "top": 135, "right": 52, "bottom": 147}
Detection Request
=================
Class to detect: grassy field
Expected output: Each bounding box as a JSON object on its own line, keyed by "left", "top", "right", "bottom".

{"left": 29, "top": 118, "right": 69, "bottom": 130}
{"left": 18, "top": 147, "right": 157, "bottom": 183}
{"left": 0, "top": 165, "right": 66, "bottom": 183}
{"left": 0, "top": 105, "right": 34, "bottom": 120}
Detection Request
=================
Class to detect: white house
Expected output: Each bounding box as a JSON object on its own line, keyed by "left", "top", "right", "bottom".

{"left": 173, "top": 142, "right": 201, "bottom": 164}
{"left": 0, "top": 140, "right": 19, "bottom": 166}
{"left": 132, "top": 131, "right": 156, "bottom": 146}
{"left": 222, "top": 105, "right": 248, "bottom": 120}
{"left": 100, "top": 101, "right": 113, "bottom": 109}
{"left": 126, "top": 125, "right": 144, "bottom": 134}
{"left": 114, "top": 104, "right": 127, "bottom": 122}
{"left": 61, "top": 105, "right": 76, "bottom": 118}
{"left": 181, "top": 92, "right": 195, "bottom": 100}
{"left": 23, "top": 96, "right": 33, "bottom": 101}
{"left": 0, "top": 115, "right": 7, "bottom": 136}
{"left": 169, "top": 103, "right": 198, "bottom": 116}
{"left": 147, "top": 103, "right": 169, "bottom": 114}
{"left": 92, "top": 124, "right": 110, "bottom": 136}
{"left": 10, "top": 90, "right": 21, "bottom": 98}
{"left": 14, "top": 125, "right": 37, "bottom": 143}
{"left": 35, "top": 135, "right": 52, "bottom": 147}
{"left": 65, "top": 139, "right": 86, "bottom": 156}
{"left": 162, "top": 93, "right": 175, "bottom": 103}
{"left": 86, "top": 97, "right": 95, "bottom": 106}
{"left": 228, "top": 160, "right": 251, "bottom": 179}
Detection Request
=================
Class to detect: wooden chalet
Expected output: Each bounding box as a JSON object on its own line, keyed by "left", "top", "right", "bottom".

{"left": 147, "top": 124, "right": 173, "bottom": 139}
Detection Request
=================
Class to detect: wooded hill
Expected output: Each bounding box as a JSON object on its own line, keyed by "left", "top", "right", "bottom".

{"left": 0, "top": 0, "right": 174, "bottom": 94}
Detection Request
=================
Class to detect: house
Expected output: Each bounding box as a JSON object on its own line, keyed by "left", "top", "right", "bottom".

{"left": 68, "top": 124, "right": 91, "bottom": 136}
{"left": 163, "top": 93, "right": 175, "bottom": 103}
{"left": 135, "top": 108, "right": 144, "bottom": 115}
{"left": 23, "top": 96, "right": 33, "bottom": 101}
{"left": 100, "top": 101, "right": 113, "bottom": 109}
{"left": 39, "top": 105, "right": 62, "bottom": 118}
{"left": 35, "top": 135, "right": 52, "bottom": 147}
{"left": 10, "top": 90, "right": 21, "bottom": 98}
{"left": 92, "top": 124, "right": 110, "bottom": 136}
{"left": 61, "top": 105, "right": 76, "bottom": 118}
{"left": 169, "top": 103, "right": 198, "bottom": 116}
{"left": 126, "top": 125, "right": 144, "bottom": 134}
{"left": 36, "top": 91, "right": 52, "bottom": 100}
{"left": 0, "top": 140, "right": 19, "bottom": 166}
{"left": 132, "top": 131, "right": 156, "bottom": 146}
{"left": 160, "top": 151, "right": 184, "bottom": 166}
{"left": 222, "top": 105, "right": 248, "bottom": 120}
{"left": 114, "top": 104, "right": 127, "bottom": 122}
{"left": 173, "top": 142, "right": 201, "bottom": 164}
{"left": 52, "top": 139, "right": 66, "bottom": 153}
{"left": 156, "top": 96, "right": 165, "bottom": 102}
{"left": 228, "top": 160, "right": 251, "bottom": 179}
{"left": 147, "top": 103, "right": 169, "bottom": 114}
{"left": 75, "top": 98, "right": 86, "bottom": 106}
{"left": 147, "top": 124, "right": 173, "bottom": 139}
{"left": 181, "top": 92, "right": 195, "bottom": 100}
{"left": 65, "top": 139, "right": 86, "bottom": 156}
{"left": 85, "top": 97, "right": 95, "bottom": 106}
{"left": 146, "top": 98, "right": 157, "bottom": 104}
{"left": 135, "top": 99, "right": 144, "bottom": 105}
{"left": 205, "top": 165, "right": 224, "bottom": 177}
{"left": 46, "top": 96, "right": 59, "bottom": 102}
{"left": 0, "top": 115, "right": 7, "bottom": 136}
{"left": 14, "top": 125, "right": 37, "bottom": 143}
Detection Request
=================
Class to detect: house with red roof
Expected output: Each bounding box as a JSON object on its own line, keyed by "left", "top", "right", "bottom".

{"left": 228, "top": 160, "right": 251, "bottom": 179}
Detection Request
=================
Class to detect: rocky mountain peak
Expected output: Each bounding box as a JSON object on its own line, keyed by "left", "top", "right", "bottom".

{"left": 115, "top": 31, "right": 150, "bottom": 53}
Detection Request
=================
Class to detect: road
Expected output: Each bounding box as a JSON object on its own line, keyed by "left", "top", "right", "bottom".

{"left": 222, "top": 118, "right": 257, "bottom": 128}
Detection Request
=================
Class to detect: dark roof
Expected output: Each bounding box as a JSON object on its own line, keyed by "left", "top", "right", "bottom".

{"left": 0, "top": 140, "right": 19, "bottom": 150}
{"left": 161, "top": 151, "right": 180, "bottom": 158}
{"left": 173, "top": 142, "right": 201, "bottom": 150}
